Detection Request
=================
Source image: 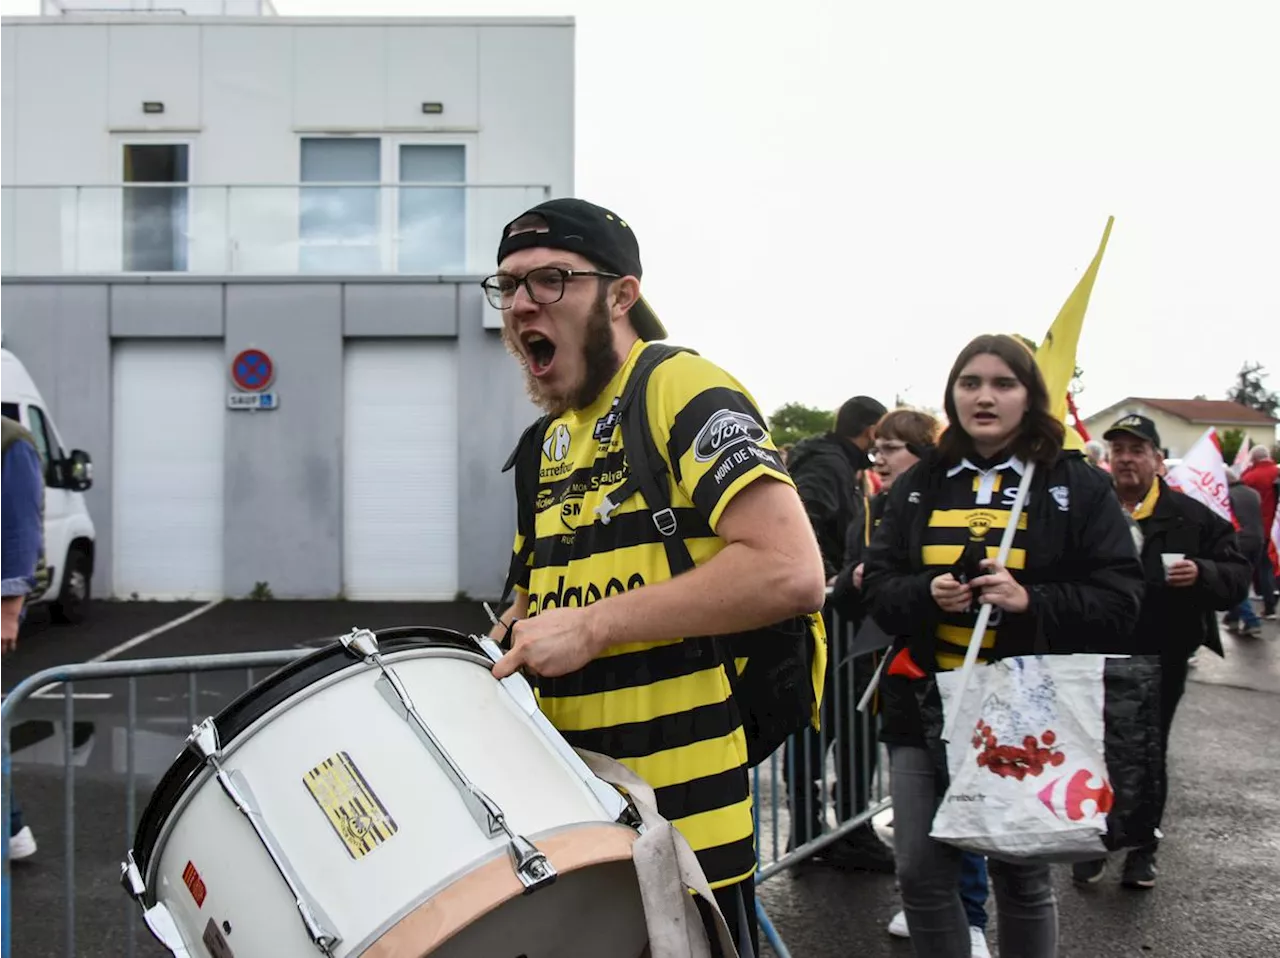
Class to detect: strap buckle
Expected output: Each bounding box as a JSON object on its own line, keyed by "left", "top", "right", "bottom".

{"left": 652, "top": 508, "right": 678, "bottom": 537}
{"left": 594, "top": 495, "right": 620, "bottom": 525}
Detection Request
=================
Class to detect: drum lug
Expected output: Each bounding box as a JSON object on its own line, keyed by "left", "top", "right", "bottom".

{"left": 186, "top": 716, "right": 222, "bottom": 760}
{"left": 142, "top": 902, "right": 195, "bottom": 958}
{"left": 340, "top": 626, "right": 380, "bottom": 660}
{"left": 508, "top": 833, "right": 558, "bottom": 892}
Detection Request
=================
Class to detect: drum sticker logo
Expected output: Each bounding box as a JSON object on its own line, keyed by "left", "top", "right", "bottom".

{"left": 182, "top": 860, "right": 207, "bottom": 908}
{"left": 304, "top": 751, "right": 399, "bottom": 860}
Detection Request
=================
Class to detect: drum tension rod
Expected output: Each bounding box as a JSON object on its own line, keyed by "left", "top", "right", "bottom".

{"left": 340, "top": 627, "right": 558, "bottom": 893}
{"left": 186, "top": 717, "right": 343, "bottom": 955}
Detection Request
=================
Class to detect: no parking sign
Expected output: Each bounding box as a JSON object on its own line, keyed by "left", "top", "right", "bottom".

{"left": 231, "top": 348, "right": 275, "bottom": 392}
{"left": 228, "top": 348, "right": 279, "bottom": 411}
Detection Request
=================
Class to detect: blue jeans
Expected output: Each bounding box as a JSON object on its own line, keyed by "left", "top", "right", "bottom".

{"left": 1234, "top": 595, "right": 1262, "bottom": 628}
{"left": 960, "top": 852, "right": 990, "bottom": 930}
{"left": 10, "top": 798, "right": 23, "bottom": 837}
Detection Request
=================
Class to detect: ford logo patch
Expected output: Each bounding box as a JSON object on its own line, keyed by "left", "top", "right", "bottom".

{"left": 694, "top": 409, "right": 767, "bottom": 462}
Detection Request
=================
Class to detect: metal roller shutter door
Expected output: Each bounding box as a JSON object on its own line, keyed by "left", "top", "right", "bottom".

{"left": 343, "top": 341, "right": 459, "bottom": 599}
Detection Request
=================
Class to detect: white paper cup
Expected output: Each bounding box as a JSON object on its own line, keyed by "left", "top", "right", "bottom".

{"left": 1161, "top": 553, "right": 1185, "bottom": 579}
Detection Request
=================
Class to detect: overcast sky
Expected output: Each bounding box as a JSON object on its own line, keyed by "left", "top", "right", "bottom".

{"left": 7, "top": 0, "right": 1278, "bottom": 428}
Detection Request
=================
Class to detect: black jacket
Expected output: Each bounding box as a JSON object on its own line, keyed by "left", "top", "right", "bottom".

{"left": 789, "top": 433, "right": 873, "bottom": 578}
{"left": 862, "top": 448, "right": 1145, "bottom": 745}
{"left": 830, "top": 492, "right": 879, "bottom": 621}
{"left": 1132, "top": 479, "right": 1251, "bottom": 659}
{"left": 864, "top": 448, "right": 1145, "bottom": 667}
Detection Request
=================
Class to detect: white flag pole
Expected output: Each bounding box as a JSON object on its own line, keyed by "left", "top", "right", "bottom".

{"left": 940, "top": 461, "right": 1037, "bottom": 743}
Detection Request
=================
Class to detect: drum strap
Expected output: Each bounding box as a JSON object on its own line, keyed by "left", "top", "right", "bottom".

{"left": 575, "top": 749, "right": 740, "bottom": 958}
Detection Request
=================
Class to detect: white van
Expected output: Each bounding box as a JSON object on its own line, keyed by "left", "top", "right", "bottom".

{"left": 1, "top": 347, "right": 96, "bottom": 623}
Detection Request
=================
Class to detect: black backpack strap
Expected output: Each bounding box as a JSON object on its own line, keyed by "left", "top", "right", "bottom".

{"left": 595, "top": 345, "right": 697, "bottom": 578}
{"left": 500, "top": 414, "right": 551, "bottom": 608}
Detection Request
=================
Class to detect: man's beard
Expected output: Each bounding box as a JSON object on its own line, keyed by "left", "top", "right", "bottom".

{"left": 504, "top": 290, "right": 621, "bottom": 417}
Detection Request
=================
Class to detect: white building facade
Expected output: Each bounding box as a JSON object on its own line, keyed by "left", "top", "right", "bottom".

{"left": 1, "top": 4, "right": 572, "bottom": 600}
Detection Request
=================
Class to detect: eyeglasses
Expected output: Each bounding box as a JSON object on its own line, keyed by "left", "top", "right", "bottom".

{"left": 480, "top": 266, "right": 620, "bottom": 310}
{"left": 873, "top": 441, "right": 908, "bottom": 458}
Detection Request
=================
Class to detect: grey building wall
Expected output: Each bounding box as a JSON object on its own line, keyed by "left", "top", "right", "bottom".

{"left": 222, "top": 284, "right": 345, "bottom": 599}
{"left": 0, "top": 276, "right": 536, "bottom": 602}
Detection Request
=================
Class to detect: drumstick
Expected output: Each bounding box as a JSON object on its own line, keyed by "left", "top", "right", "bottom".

{"left": 483, "top": 602, "right": 515, "bottom": 649}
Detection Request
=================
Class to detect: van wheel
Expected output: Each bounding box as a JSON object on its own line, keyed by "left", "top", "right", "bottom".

{"left": 52, "top": 546, "right": 91, "bottom": 625}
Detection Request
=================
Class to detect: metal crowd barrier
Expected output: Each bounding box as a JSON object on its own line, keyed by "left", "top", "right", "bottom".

{"left": 1, "top": 650, "right": 309, "bottom": 958}
{"left": 1, "top": 608, "right": 890, "bottom": 958}
{"left": 752, "top": 605, "right": 892, "bottom": 958}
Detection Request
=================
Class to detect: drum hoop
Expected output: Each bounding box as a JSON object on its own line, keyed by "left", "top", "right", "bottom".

{"left": 353, "top": 821, "right": 640, "bottom": 958}
{"left": 135, "top": 636, "right": 492, "bottom": 898}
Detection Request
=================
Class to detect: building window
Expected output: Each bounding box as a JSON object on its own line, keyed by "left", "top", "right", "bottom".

{"left": 397, "top": 145, "right": 465, "bottom": 274}
{"left": 123, "top": 144, "right": 189, "bottom": 272}
{"left": 300, "top": 138, "right": 381, "bottom": 273}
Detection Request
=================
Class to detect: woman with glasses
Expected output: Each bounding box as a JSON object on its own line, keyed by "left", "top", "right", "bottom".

{"left": 861, "top": 334, "right": 1143, "bottom": 958}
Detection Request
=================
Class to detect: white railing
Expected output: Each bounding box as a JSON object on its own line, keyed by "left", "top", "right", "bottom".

{"left": 41, "top": 0, "right": 279, "bottom": 16}
{"left": 1, "top": 182, "right": 552, "bottom": 277}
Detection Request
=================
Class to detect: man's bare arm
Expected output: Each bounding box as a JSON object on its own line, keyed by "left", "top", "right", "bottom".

{"left": 586, "top": 477, "right": 826, "bottom": 647}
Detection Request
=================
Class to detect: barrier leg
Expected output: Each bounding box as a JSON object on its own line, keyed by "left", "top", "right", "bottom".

{"left": 755, "top": 896, "right": 791, "bottom": 958}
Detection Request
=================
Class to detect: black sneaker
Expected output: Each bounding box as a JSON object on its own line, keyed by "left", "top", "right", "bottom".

{"left": 1071, "top": 858, "right": 1107, "bottom": 884}
{"left": 817, "top": 825, "right": 897, "bottom": 874}
{"left": 1122, "top": 848, "right": 1157, "bottom": 889}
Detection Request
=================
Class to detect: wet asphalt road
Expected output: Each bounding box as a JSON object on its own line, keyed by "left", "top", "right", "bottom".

{"left": 3, "top": 600, "right": 1279, "bottom": 957}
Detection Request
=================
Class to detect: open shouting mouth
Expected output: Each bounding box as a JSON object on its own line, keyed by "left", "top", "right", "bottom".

{"left": 521, "top": 330, "right": 557, "bottom": 378}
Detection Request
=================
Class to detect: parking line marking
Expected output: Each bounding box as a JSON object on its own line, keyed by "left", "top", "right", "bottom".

{"left": 30, "top": 690, "right": 114, "bottom": 700}
{"left": 2, "top": 601, "right": 225, "bottom": 703}
{"left": 88, "top": 598, "right": 225, "bottom": 663}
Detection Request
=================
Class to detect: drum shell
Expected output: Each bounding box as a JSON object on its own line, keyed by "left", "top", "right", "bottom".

{"left": 146, "top": 645, "right": 620, "bottom": 958}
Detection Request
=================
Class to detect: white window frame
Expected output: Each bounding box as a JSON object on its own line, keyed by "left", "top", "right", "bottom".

{"left": 296, "top": 133, "right": 475, "bottom": 275}
{"left": 389, "top": 134, "right": 475, "bottom": 276}
{"left": 297, "top": 135, "right": 384, "bottom": 274}
{"left": 114, "top": 135, "right": 196, "bottom": 274}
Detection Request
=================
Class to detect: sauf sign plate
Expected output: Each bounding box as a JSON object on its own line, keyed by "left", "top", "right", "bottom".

{"left": 228, "top": 392, "right": 279, "bottom": 411}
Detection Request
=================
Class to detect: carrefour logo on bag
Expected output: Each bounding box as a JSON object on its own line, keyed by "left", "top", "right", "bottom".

{"left": 694, "top": 409, "right": 767, "bottom": 462}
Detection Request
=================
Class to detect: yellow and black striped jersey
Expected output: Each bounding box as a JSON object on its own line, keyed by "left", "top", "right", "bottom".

{"left": 922, "top": 455, "right": 1030, "bottom": 670}
{"left": 512, "top": 339, "right": 817, "bottom": 888}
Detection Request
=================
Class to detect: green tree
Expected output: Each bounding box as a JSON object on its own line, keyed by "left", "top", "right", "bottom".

{"left": 1227, "top": 362, "right": 1279, "bottom": 417}
{"left": 768, "top": 402, "right": 833, "bottom": 447}
{"left": 1220, "top": 428, "right": 1246, "bottom": 466}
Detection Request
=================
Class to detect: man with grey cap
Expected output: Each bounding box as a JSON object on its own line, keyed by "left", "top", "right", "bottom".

{"left": 1071, "top": 414, "right": 1249, "bottom": 889}
{"left": 483, "top": 198, "right": 828, "bottom": 956}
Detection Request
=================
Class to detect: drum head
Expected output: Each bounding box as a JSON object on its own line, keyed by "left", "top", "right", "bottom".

{"left": 131, "top": 626, "right": 482, "bottom": 881}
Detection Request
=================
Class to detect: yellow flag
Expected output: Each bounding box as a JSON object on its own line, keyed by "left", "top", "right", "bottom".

{"left": 1034, "top": 217, "right": 1114, "bottom": 451}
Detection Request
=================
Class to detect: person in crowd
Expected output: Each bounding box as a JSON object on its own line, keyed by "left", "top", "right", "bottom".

{"left": 2, "top": 413, "right": 46, "bottom": 861}
{"left": 829, "top": 408, "right": 995, "bottom": 957}
{"left": 863, "top": 334, "right": 1145, "bottom": 958}
{"left": 1241, "top": 444, "right": 1279, "bottom": 620}
{"left": 785, "top": 394, "right": 888, "bottom": 869}
{"left": 483, "top": 198, "right": 827, "bottom": 958}
{"left": 1071, "top": 416, "right": 1250, "bottom": 888}
{"left": 1083, "top": 439, "right": 1110, "bottom": 472}
{"left": 1224, "top": 466, "right": 1266, "bottom": 637}
{"left": 788, "top": 395, "right": 887, "bottom": 583}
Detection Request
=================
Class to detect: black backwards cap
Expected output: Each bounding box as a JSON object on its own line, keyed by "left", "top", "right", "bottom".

{"left": 496, "top": 198, "right": 667, "bottom": 341}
